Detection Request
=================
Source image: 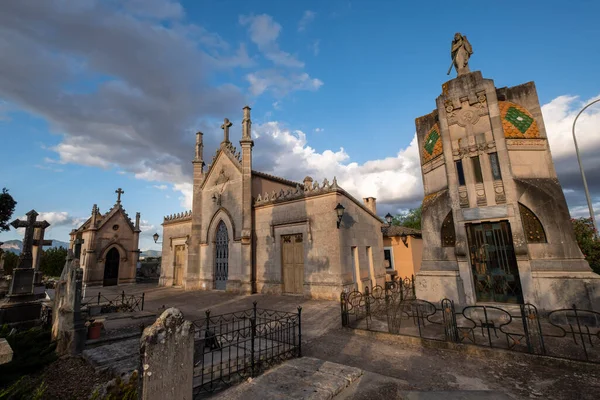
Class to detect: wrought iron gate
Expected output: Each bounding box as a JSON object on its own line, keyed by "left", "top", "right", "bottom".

{"left": 466, "top": 221, "right": 523, "bottom": 303}
{"left": 215, "top": 221, "right": 229, "bottom": 290}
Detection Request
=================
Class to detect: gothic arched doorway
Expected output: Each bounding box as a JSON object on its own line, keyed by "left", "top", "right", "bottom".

{"left": 104, "top": 247, "right": 120, "bottom": 286}
{"left": 215, "top": 221, "right": 229, "bottom": 290}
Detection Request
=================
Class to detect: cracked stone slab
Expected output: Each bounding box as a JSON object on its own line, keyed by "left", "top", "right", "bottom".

{"left": 82, "top": 337, "right": 139, "bottom": 367}
{"left": 218, "top": 357, "right": 363, "bottom": 400}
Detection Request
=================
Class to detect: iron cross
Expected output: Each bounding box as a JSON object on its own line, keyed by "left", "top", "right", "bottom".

{"left": 10, "top": 210, "right": 50, "bottom": 270}
{"left": 221, "top": 118, "right": 233, "bottom": 143}
{"left": 115, "top": 188, "right": 125, "bottom": 204}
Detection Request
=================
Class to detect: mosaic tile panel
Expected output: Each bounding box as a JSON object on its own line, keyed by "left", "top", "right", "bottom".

{"left": 499, "top": 101, "right": 540, "bottom": 138}
{"left": 422, "top": 123, "right": 443, "bottom": 164}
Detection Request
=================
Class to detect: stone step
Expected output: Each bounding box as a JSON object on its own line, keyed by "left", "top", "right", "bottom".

{"left": 82, "top": 337, "right": 139, "bottom": 367}
{"left": 213, "top": 357, "right": 362, "bottom": 399}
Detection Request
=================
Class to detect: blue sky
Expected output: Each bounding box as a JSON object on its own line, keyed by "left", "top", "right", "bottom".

{"left": 1, "top": 0, "right": 600, "bottom": 251}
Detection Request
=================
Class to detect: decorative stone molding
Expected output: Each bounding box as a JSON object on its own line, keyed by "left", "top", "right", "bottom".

{"left": 475, "top": 183, "right": 487, "bottom": 207}
{"left": 164, "top": 210, "right": 192, "bottom": 223}
{"left": 458, "top": 186, "right": 469, "bottom": 208}
{"left": 254, "top": 177, "right": 341, "bottom": 205}
{"left": 452, "top": 141, "right": 496, "bottom": 159}
{"left": 493, "top": 180, "right": 506, "bottom": 204}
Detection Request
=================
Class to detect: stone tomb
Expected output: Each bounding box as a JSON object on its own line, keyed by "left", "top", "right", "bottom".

{"left": 414, "top": 34, "right": 600, "bottom": 310}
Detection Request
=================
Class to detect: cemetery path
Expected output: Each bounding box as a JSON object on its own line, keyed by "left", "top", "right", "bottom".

{"left": 305, "top": 328, "right": 600, "bottom": 400}
{"left": 81, "top": 285, "right": 600, "bottom": 399}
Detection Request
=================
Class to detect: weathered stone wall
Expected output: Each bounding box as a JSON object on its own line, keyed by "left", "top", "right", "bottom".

{"left": 254, "top": 191, "right": 385, "bottom": 299}
{"left": 159, "top": 219, "right": 191, "bottom": 287}
{"left": 252, "top": 175, "right": 296, "bottom": 199}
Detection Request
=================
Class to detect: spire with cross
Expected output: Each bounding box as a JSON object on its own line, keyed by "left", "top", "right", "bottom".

{"left": 115, "top": 188, "right": 125, "bottom": 205}
{"left": 221, "top": 118, "right": 232, "bottom": 143}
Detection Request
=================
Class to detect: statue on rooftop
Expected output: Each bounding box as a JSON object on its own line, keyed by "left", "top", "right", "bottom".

{"left": 448, "top": 32, "right": 473, "bottom": 76}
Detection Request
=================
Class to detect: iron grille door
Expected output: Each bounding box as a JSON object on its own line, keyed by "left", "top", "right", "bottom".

{"left": 467, "top": 221, "right": 523, "bottom": 304}
{"left": 215, "top": 221, "right": 229, "bottom": 290}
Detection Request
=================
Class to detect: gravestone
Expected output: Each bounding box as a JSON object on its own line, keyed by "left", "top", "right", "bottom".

{"left": 0, "top": 338, "right": 12, "bottom": 365}
{"left": 0, "top": 210, "right": 50, "bottom": 324}
{"left": 32, "top": 226, "right": 52, "bottom": 299}
{"left": 51, "top": 251, "right": 86, "bottom": 355}
{"left": 140, "top": 308, "right": 194, "bottom": 400}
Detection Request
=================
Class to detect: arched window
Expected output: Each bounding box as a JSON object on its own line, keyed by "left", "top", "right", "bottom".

{"left": 441, "top": 211, "right": 456, "bottom": 247}
{"left": 519, "top": 203, "right": 547, "bottom": 243}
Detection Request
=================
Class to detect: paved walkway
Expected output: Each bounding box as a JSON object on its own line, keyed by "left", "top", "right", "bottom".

{"left": 81, "top": 284, "right": 600, "bottom": 399}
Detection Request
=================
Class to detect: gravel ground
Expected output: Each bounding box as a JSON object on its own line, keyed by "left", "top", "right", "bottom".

{"left": 35, "top": 356, "right": 109, "bottom": 400}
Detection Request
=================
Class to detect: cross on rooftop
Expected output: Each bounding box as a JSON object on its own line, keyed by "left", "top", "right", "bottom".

{"left": 221, "top": 118, "right": 232, "bottom": 143}
{"left": 115, "top": 188, "right": 125, "bottom": 204}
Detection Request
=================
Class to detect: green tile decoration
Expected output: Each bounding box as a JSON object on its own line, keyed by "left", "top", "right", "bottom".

{"left": 424, "top": 129, "right": 439, "bottom": 155}
{"left": 504, "top": 107, "right": 533, "bottom": 134}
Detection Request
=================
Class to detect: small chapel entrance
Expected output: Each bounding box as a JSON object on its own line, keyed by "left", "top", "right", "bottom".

{"left": 466, "top": 221, "right": 523, "bottom": 304}
{"left": 103, "top": 247, "right": 120, "bottom": 286}
{"left": 215, "top": 221, "right": 229, "bottom": 290}
{"left": 282, "top": 234, "right": 304, "bottom": 294}
{"left": 173, "top": 245, "right": 185, "bottom": 286}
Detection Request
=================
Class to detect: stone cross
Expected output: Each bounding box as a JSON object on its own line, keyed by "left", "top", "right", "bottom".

{"left": 115, "top": 188, "right": 125, "bottom": 204}
{"left": 221, "top": 118, "right": 232, "bottom": 143}
{"left": 32, "top": 225, "right": 53, "bottom": 272}
{"left": 10, "top": 210, "right": 50, "bottom": 271}
{"left": 8, "top": 210, "right": 50, "bottom": 298}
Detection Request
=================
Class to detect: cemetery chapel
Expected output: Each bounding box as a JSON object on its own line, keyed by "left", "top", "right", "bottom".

{"left": 160, "top": 107, "right": 386, "bottom": 299}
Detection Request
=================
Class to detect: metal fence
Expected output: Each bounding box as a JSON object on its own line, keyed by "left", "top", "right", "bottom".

{"left": 192, "top": 302, "right": 302, "bottom": 396}
{"left": 341, "top": 281, "right": 600, "bottom": 364}
{"left": 81, "top": 290, "right": 145, "bottom": 314}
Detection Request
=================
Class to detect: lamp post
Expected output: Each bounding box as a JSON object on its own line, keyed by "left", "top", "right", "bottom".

{"left": 335, "top": 203, "right": 345, "bottom": 229}
{"left": 385, "top": 213, "right": 393, "bottom": 226}
{"left": 153, "top": 233, "right": 161, "bottom": 244}
{"left": 572, "top": 98, "right": 600, "bottom": 236}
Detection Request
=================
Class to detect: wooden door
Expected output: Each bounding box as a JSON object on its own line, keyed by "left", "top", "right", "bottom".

{"left": 282, "top": 234, "right": 304, "bottom": 294}
{"left": 174, "top": 245, "right": 185, "bottom": 286}
{"left": 103, "top": 247, "right": 120, "bottom": 286}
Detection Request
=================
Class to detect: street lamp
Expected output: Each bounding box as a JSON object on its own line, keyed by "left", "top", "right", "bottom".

{"left": 572, "top": 98, "right": 600, "bottom": 236}
{"left": 153, "top": 233, "right": 160, "bottom": 243}
{"left": 385, "top": 213, "right": 393, "bottom": 226}
{"left": 335, "top": 203, "right": 345, "bottom": 229}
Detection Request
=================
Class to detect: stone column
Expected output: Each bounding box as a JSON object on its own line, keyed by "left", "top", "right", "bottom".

{"left": 140, "top": 308, "right": 194, "bottom": 400}
{"left": 188, "top": 132, "right": 205, "bottom": 289}
{"left": 240, "top": 106, "right": 254, "bottom": 293}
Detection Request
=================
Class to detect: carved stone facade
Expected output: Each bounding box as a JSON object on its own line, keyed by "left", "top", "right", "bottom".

{"left": 160, "top": 107, "right": 386, "bottom": 300}
{"left": 69, "top": 193, "right": 141, "bottom": 287}
{"left": 415, "top": 69, "right": 600, "bottom": 310}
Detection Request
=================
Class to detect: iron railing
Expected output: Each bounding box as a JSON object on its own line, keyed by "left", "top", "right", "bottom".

{"left": 81, "top": 291, "right": 145, "bottom": 314}
{"left": 192, "top": 302, "right": 302, "bottom": 396}
{"left": 341, "top": 282, "right": 600, "bottom": 364}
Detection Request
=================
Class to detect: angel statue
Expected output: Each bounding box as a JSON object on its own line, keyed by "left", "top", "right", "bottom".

{"left": 447, "top": 32, "right": 473, "bottom": 76}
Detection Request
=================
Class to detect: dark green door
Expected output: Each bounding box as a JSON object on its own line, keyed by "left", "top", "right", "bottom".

{"left": 466, "top": 221, "right": 523, "bottom": 304}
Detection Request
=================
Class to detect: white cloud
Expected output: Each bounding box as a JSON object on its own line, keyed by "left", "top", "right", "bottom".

{"left": 250, "top": 121, "right": 422, "bottom": 214}
{"left": 246, "top": 70, "right": 323, "bottom": 97}
{"left": 543, "top": 94, "right": 600, "bottom": 161}
{"left": 298, "top": 10, "right": 316, "bottom": 32}
{"left": 153, "top": 184, "right": 168, "bottom": 190}
{"left": 311, "top": 39, "right": 320, "bottom": 56}
{"left": 314, "top": 127, "right": 324, "bottom": 133}
{"left": 239, "top": 14, "right": 304, "bottom": 68}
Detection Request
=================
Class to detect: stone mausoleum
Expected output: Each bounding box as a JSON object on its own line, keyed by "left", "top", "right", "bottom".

{"left": 69, "top": 190, "right": 141, "bottom": 286}
{"left": 414, "top": 34, "right": 600, "bottom": 310}
{"left": 159, "top": 107, "right": 385, "bottom": 299}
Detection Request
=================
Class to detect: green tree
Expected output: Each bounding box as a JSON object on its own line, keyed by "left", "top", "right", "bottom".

{"left": 0, "top": 188, "right": 17, "bottom": 232}
{"left": 571, "top": 217, "right": 600, "bottom": 274}
{"left": 39, "top": 246, "right": 68, "bottom": 277}
{"left": 391, "top": 206, "right": 422, "bottom": 230}
{"left": 2, "top": 251, "right": 19, "bottom": 275}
